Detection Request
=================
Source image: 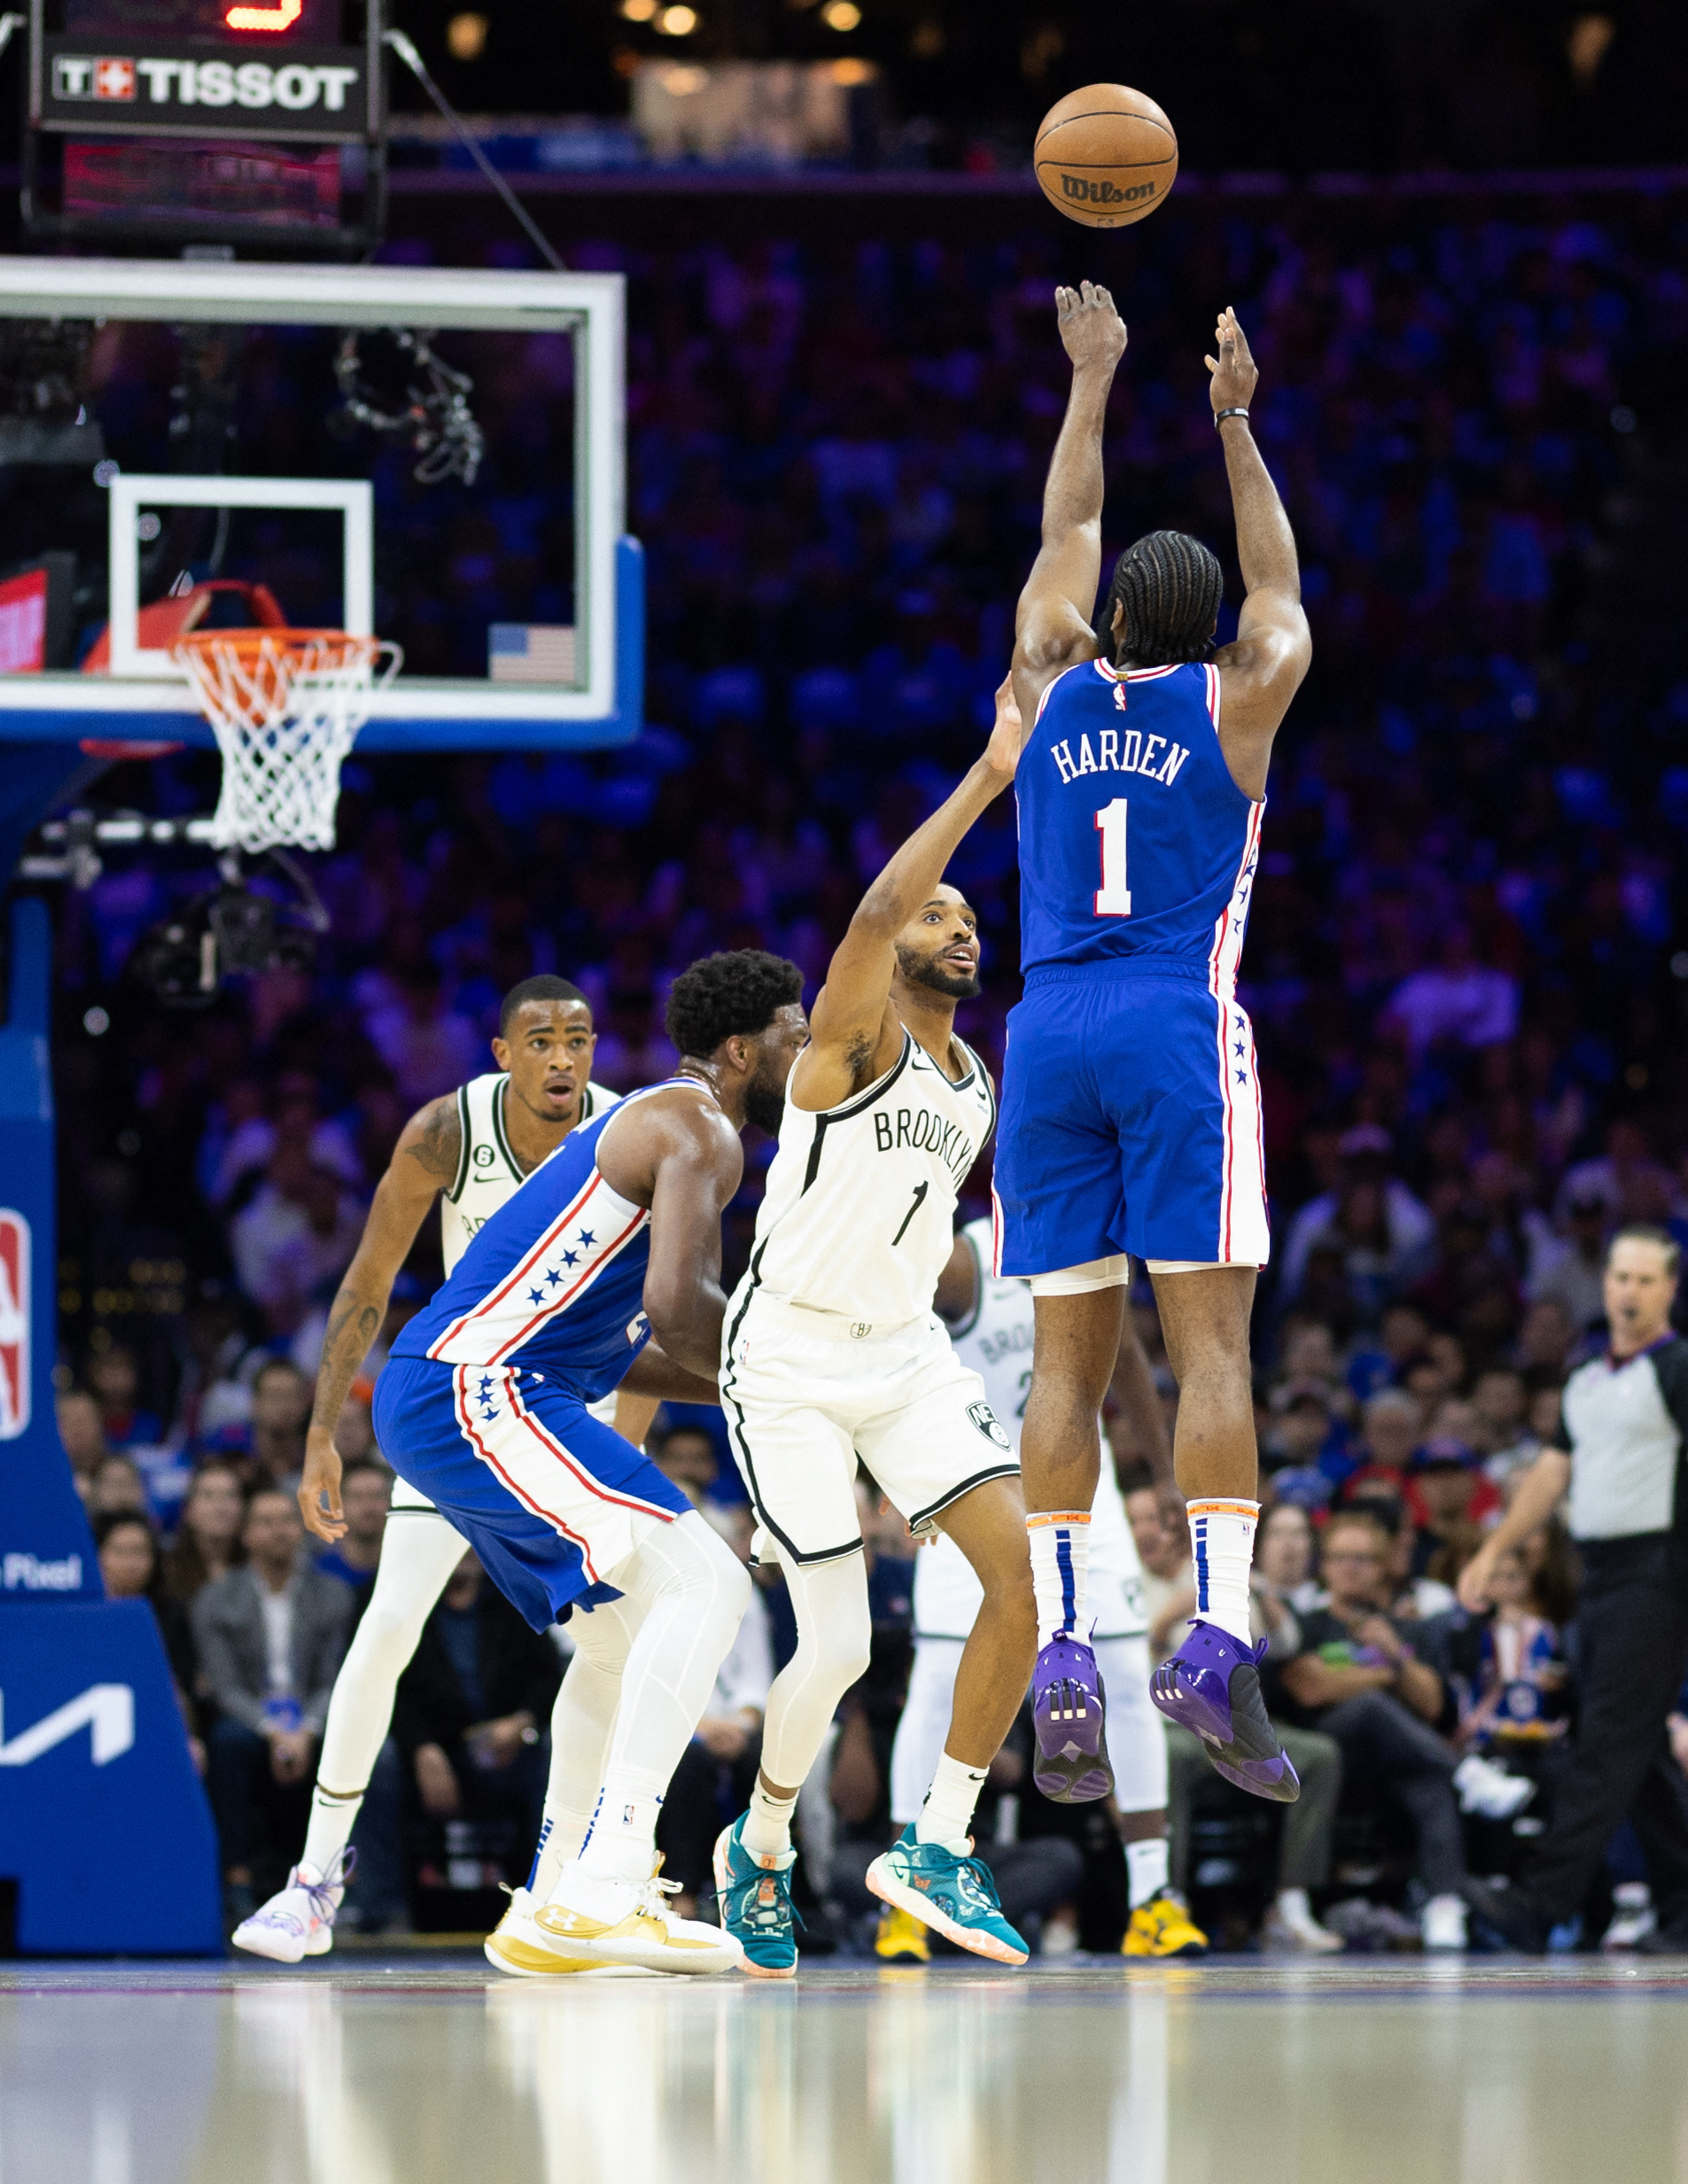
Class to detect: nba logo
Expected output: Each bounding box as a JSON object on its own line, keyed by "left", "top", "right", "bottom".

{"left": 0, "top": 1211, "right": 30, "bottom": 1440}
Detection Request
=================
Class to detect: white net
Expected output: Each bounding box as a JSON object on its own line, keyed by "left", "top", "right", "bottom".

{"left": 172, "top": 630, "right": 402, "bottom": 854}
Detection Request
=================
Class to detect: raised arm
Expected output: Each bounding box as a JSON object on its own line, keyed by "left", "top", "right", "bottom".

{"left": 1010, "top": 281, "right": 1127, "bottom": 725}
{"left": 299, "top": 1095, "right": 459, "bottom": 1543}
{"left": 792, "top": 687, "right": 1020, "bottom": 1111}
{"left": 1207, "top": 307, "right": 1312, "bottom": 797}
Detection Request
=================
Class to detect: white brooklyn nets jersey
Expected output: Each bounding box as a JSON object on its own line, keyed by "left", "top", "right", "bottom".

{"left": 749, "top": 1030, "right": 997, "bottom": 1325}
{"left": 914, "top": 1216, "right": 1147, "bottom": 1641}
{"left": 439, "top": 1071, "right": 619, "bottom": 1275}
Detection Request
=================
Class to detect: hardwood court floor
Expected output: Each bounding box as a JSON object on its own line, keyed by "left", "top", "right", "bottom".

{"left": 5, "top": 1953, "right": 1687, "bottom": 2184}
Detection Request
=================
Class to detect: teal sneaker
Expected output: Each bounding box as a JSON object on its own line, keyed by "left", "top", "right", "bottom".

{"left": 866, "top": 1827, "right": 1029, "bottom": 1966}
{"left": 712, "top": 1815, "right": 798, "bottom": 1979}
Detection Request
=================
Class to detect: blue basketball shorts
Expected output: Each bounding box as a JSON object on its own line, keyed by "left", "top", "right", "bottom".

{"left": 372, "top": 1355, "right": 691, "bottom": 1631}
{"left": 992, "top": 966, "right": 1270, "bottom": 1277}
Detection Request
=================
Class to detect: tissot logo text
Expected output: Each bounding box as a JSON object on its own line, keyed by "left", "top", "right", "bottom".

{"left": 51, "top": 53, "right": 359, "bottom": 111}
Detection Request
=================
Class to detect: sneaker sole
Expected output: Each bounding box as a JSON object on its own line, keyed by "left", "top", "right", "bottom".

{"left": 231, "top": 1924, "right": 315, "bottom": 1965}
{"left": 1031, "top": 1700, "right": 1114, "bottom": 1804}
{"left": 1152, "top": 1660, "right": 1301, "bottom": 1805}
{"left": 1032, "top": 1671, "right": 1114, "bottom": 1805}
{"left": 712, "top": 1829, "right": 796, "bottom": 1980}
{"left": 484, "top": 1932, "right": 656, "bottom": 1978}
{"left": 864, "top": 1858, "right": 1028, "bottom": 1968}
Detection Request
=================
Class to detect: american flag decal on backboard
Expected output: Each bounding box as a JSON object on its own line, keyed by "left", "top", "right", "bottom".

{"left": 488, "top": 625, "right": 577, "bottom": 684}
{"left": 0, "top": 1211, "right": 29, "bottom": 1439}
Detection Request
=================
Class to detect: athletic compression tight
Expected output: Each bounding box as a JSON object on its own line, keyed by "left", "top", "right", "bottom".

{"left": 758, "top": 1548, "right": 874, "bottom": 1795}
{"left": 301, "top": 1509, "right": 469, "bottom": 1877}
{"left": 571, "top": 1511, "right": 751, "bottom": 1881}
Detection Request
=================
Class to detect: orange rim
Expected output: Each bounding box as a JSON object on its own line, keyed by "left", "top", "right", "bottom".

{"left": 173, "top": 627, "right": 383, "bottom": 670}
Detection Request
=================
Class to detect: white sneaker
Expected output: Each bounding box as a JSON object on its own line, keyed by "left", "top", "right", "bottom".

{"left": 1262, "top": 1890, "right": 1343, "bottom": 1954}
{"left": 1421, "top": 1893, "right": 1468, "bottom": 1952}
{"left": 484, "top": 1885, "right": 656, "bottom": 1979}
{"left": 525, "top": 1864, "right": 744, "bottom": 1977}
{"left": 1452, "top": 1754, "right": 1536, "bottom": 1822}
{"left": 232, "top": 1851, "right": 352, "bottom": 1963}
{"left": 1601, "top": 1883, "right": 1657, "bottom": 1951}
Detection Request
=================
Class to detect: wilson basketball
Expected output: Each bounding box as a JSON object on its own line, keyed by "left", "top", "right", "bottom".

{"left": 1033, "top": 84, "right": 1178, "bottom": 229}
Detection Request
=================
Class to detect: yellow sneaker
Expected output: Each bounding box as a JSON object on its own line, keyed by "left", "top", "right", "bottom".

{"left": 530, "top": 1868, "right": 744, "bottom": 1977}
{"left": 875, "top": 1903, "right": 930, "bottom": 1965}
{"left": 1122, "top": 1892, "right": 1210, "bottom": 1959}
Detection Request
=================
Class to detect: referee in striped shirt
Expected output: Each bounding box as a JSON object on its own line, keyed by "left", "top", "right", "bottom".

{"left": 1459, "top": 1224, "right": 1688, "bottom": 1952}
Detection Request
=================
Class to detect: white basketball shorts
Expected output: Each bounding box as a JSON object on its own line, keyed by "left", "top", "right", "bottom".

{"left": 720, "top": 1290, "right": 1020, "bottom": 1566}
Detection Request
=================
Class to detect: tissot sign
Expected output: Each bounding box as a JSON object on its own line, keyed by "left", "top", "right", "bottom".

{"left": 36, "top": 37, "right": 373, "bottom": 138}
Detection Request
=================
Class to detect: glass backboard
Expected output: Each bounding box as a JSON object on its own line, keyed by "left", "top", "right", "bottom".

{"left": 0, "top": 255, "right": 638, "bottom": 751}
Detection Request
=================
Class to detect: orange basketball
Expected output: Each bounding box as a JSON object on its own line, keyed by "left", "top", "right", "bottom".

{"left": 1033, "top": 84, "right": 1178, "bottom": 229}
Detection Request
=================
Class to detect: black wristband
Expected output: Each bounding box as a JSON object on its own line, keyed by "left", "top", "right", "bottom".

{"left": 1214, "top": 407, "right": 1250, "bottom": 430}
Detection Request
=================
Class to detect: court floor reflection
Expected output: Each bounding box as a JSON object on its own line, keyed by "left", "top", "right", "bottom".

{"left": 5, "top": 1957, "right": 1688, "bottom": 2184}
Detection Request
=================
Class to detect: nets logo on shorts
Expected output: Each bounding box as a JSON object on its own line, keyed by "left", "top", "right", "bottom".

{"left": 967, "top": 1400, "right": 1010, "bottom": 1450}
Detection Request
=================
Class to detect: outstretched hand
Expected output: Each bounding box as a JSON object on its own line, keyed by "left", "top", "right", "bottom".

{"left": 1205, "top": 306, "right": 1257, "bottom": 415}
{"left": 984, "top": 672, "right": 1029, "bottom": 783}
{"left": 1055, "top": 280, "right": 1127, "bottom": 372}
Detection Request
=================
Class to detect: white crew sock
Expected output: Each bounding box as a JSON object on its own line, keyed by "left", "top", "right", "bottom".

{"left": 742, "top": 1776, "right": 799, "bottom": 1860}
{"left": 301, "top": 1784, "right": 362, "bottom": 1879}
{"left": 1027, "top": 1511, "right": 1092, "bottom": 1646}
{"left": 552, "top": 1860, "right": 646, "bottom": 1924}
{"left": 1124, "top": 1836, "right": 1171, "bottom": 1911}
{"left": 526, "top": 1807, "right": 597, "bottom": 1903}
{"left": 915, "top": 1751, "right": 988, "bottom": 1848}
{"left": 1186, "top": 1498, "right": 1260, "bottom": 1645}
{"left": 575, "top": 1778, "right": 663, "bottom": 1885}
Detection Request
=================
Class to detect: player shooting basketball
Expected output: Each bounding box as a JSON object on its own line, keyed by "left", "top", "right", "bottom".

{"left": 998, "top": 285, "right": 1312, "bottom": 1807}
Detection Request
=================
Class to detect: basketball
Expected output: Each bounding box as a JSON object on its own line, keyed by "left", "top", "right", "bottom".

{"left": 1033, "top": 83, "right": 1178, "bottom": 229}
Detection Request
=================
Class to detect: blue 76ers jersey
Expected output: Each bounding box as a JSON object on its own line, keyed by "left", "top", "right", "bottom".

{"left": 1017, "top": 659, "right": 1263, "bottom": 989}
{"left": 392, "top": 1083, "right": 679, "bottom": 1403}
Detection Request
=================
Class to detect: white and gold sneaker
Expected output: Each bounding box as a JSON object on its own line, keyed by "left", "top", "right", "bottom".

{"left": 484, "top": 1886, "right": 650, "bottom": 1978}
{"left": 526, "top": 1865, "right": 744, "bottom": 1977}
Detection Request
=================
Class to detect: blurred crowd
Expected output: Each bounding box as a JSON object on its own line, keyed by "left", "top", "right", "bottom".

{"left": 51, "top": 183, "right": 1688, "bottom": 1949}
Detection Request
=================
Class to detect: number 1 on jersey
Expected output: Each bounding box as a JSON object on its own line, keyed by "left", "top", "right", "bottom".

{"left": 1093, "top": 797, "right": 1132, "bottom": 917}
{"left": 891, "top": 1178, "right": 929, "bottom": 1248}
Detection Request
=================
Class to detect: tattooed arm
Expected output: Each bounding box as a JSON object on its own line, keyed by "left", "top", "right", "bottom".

{"left": 298, "top": 1094, "right": 462, "bottom": 1543}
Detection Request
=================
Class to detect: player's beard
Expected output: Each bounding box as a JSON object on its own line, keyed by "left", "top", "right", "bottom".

{"left": 895, "top": 941, "right": 982, "bottom": 1001}
{"left": 743, "top": 1060, "right": 790, "bottom": 1136}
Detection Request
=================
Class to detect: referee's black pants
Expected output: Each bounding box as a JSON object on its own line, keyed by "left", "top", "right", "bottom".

{"left": 1522, "top": 1536, "right": 1688, "bottom": 1925}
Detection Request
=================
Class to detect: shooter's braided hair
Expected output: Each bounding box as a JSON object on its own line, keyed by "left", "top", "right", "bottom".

{"left": 1102, "top": 530, "right": 1224, "bottom": 667}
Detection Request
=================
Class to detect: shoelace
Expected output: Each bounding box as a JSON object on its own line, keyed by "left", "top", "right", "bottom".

{"left": 913, "top": 1844, "right": 998, "bottom": 1916}
{"left": 261, "top": 1846, "right": 355, "bottom": 1934}
{"left": 634, "top": 1873, "right": 685, "bottom": 1925}
{"left": 726, "top": 1853, "right": 802, "bottom": 1937}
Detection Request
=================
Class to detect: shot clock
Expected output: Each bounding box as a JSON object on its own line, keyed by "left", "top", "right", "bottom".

{"left": 21, "top": 0, "right": 386, "bottom": 251}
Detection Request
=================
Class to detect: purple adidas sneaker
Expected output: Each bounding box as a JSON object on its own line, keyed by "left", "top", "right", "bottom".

{"left": 1150, "top": 1621, "right": 1300, "bottom": 1803}
{"left": 1031, "top": 1635, "right": 1115, "bottom": 1803}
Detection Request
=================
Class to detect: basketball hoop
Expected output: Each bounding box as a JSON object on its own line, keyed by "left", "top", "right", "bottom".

{"left": 172, "top": 627, "right": 401, "bottom": 854}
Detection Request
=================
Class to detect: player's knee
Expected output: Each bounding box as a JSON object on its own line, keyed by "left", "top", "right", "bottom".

{"left": 673, "top": 1508, "right": 752, "bottom": 1618}
{"left": 355, "top": 1599, "right": 429, "bottom": 1667}
{"left": 809, "top": 1604, "right": 871, "bottom": 1690}
{"left": 979, "top": 1557, "right": 1038, "bottom": 1635}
